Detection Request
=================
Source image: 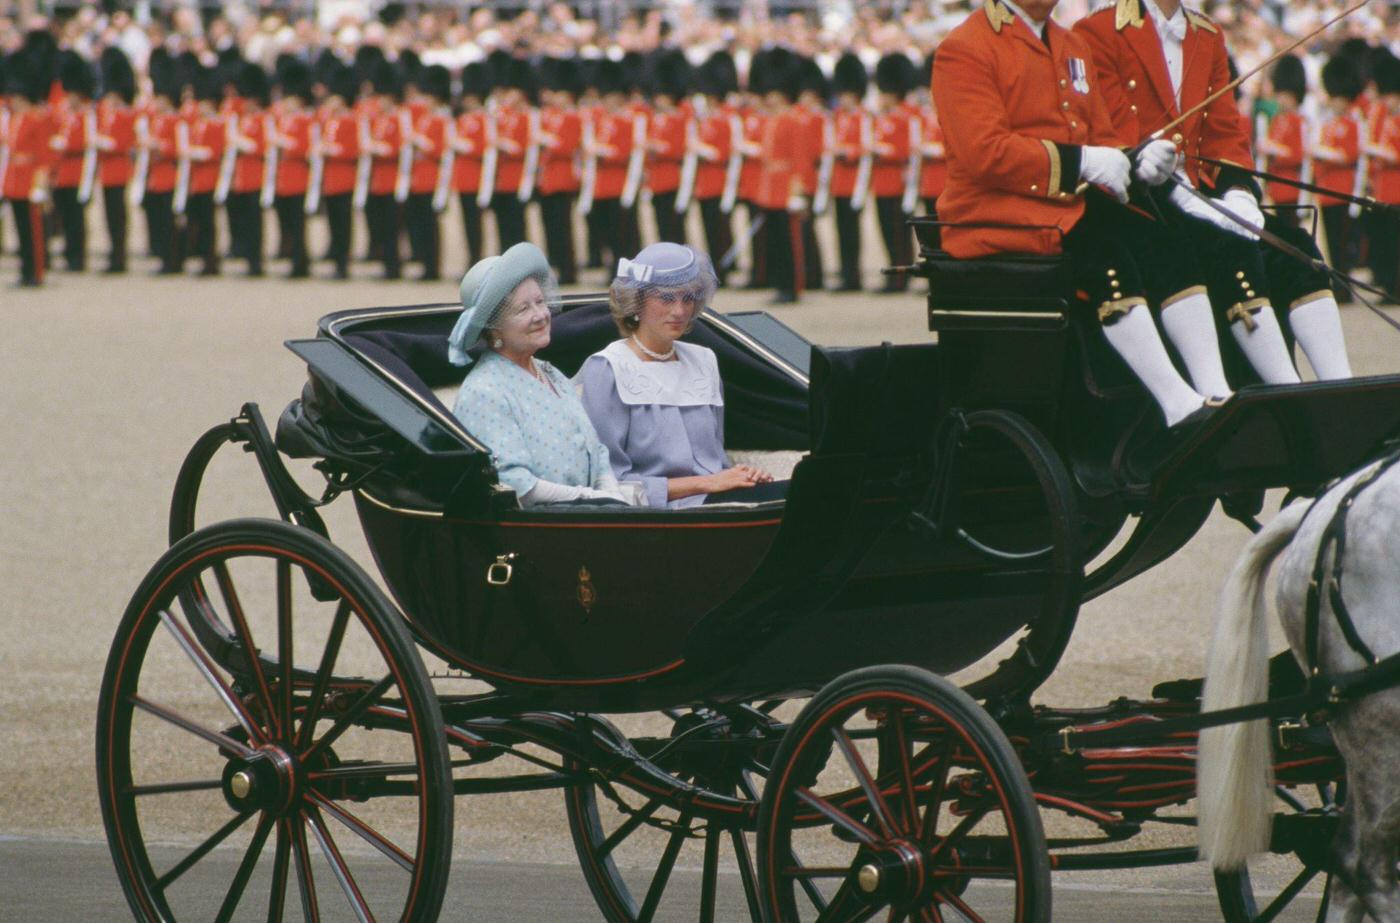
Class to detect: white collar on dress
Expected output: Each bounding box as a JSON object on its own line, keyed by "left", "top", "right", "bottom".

{"left": 591, "top": 339, "right": 723, "bottom": 407}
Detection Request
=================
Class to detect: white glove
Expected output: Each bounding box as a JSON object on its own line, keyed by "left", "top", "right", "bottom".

{"left": 1080, "top": 146, "right": 1131, "bottom": 203}
{"left": 28, "top": 186, "right": 48, "bottom": 205}
{"left": 1167, "top": 180, "right": 1245, "bottom": 238}
{"left": 1133, "top": 139, "right": 1180, "bottom": 186}
{"left": 786, "top": 194, "right": 809, "bottom": 214}
{"left": 1221, "top": 188, "right": 1264, "bottom": 241}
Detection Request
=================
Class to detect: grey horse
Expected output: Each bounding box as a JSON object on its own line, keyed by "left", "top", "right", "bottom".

{"left": 1198, "top": 459, "right": 1400, "bottom": 922}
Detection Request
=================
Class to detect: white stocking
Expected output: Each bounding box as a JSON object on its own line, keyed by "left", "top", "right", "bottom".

{"left": 1102, "top": 302, "right": 1206, "bottom": 426}
{"left": 1160, "top": 290, "right": 1233, "bottom": 401}
{"left": 1230, "top": 306, "right": 1301, "bottom": 384}
{"left": 1290, "top": 295, "right": 1353, "bottom": 379}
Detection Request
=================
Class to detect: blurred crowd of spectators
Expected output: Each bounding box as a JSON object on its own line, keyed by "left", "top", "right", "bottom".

{"left": 1, "top": 0, "right": 1396, "bottom": 94}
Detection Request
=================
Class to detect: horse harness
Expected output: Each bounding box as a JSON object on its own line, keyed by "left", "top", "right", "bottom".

{"left": 1300, "top": 445, "right": 1400, "bottom": 680}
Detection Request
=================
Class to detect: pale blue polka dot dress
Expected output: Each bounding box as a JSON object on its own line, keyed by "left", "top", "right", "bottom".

{"left": 452, "top": 351, "right": 612, "bottom": 499}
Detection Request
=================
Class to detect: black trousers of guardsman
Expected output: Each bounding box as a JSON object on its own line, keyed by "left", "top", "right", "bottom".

{"left": 698, "top": 197, "right": 733, "bottom": 285}
{"left": 590, "top": 197, "right": 636, "bottom": 276}
{"left": 403, "top": 192, "right": 440, "bottom": 281}
{"left": 52, "top": 186, "right": 86, "bottom": 271}
{"left": 1320, "top": 204, "right": 1355, "bottom": 300}
{"left": 365, "top": 193, "right": 401, "bottom": 279}
{"left": 744, "top": 200, "right": 767, "bottom": 287}
{"left": 875, "top": 195, "right": 913, "bottom": 292}
{"left": 181, "top": 191, "right": 218, "bottom": 275}
{"left": 651, "top": 190, "right": 685, "bottom": 245}
{"left": 459, "top": 192, "right": 484, "bottom": 266}
{"left": 9, "top": 198, "right": 47, "bottom": 285}
{"left": 274, "top": 194, "right": 309, "bottom": 278}
{"left": 102, "top": 185, "right": 127, "bottom": 272}
{"left": 143, "top": 190, "right": 176, "bottom": 273}
{"left": 539, "top": 192, "right": 577, "bottom": 284}
{"left": 1367, "top": 208, "right": 1400, "bottom": 299}
{"left": 833, "top": 196, "right": 863, "bottom": 290}
{"left": 763, "top": 206, "right": 803, "bottom": 301}
{"left": 324, "top": 193, "right": 353, "bottom": 278}
{"left": 491, "top": 191, "right": 526, "bottom": 251}
{"left": 224, "top": 191, "right": 263, "bottom": 275}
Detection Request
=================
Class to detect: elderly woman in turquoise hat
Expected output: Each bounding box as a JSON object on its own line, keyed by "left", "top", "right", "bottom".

{"left": 449, "top": 242, "right": 627, "bottom": 507}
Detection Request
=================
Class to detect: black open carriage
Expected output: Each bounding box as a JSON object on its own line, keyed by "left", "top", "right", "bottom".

{"left": 97, "top": 228, "right": 1400, "bottom": 922}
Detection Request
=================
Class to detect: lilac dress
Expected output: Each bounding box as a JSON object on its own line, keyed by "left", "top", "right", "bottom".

{"left": 575, "top": 340, "right": 726, "bottom": 509}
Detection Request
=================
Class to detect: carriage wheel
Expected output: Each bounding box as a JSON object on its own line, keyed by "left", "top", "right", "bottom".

{"left": 97, "top": 518, "right": 453, "bottom": 923}
{"left": 566, "top": 710, "right": 775, "bottom": 922}
{"left": 757, "top": 666, "right": 1050, "bottom": 923}
{"left": 1213, "top": 782, "right": 1343, "bottom": 923}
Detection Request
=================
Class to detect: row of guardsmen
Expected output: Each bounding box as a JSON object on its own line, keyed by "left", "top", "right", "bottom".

{"left": 1260, "top": 44, "right": 1400, "bottom": 301}
{"left": 0, "top": 38, "right": 947, "bottom": 299}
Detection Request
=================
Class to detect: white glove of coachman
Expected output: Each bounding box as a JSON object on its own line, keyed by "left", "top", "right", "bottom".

{"left": 1221, "top": 188, "right": 1264, "bottom": 240}
{"left": 1133, "top": 139, "right": 1180, "bottom": 186}
{"left": 1080, "top": 146, "right": 1131, "bottom": 203}
{"left": 1168, "top": 178, "right": 1261, "bottom": 241}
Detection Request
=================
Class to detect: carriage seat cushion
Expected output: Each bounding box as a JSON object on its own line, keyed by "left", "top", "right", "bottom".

{"left": 921, "top": 250, "right": 1072, "bottom": 307}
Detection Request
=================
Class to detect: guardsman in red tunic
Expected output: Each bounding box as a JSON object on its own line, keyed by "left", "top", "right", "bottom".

{"left": 828, "top": 53, "right": 870, "bottom": 292}
{"left": 936, "top": 0, "right": 1224, "bottom": 428}
{"left": 1075, "top": 0, "right": 1350, "bottom": 382}
{"left": 919, "top": 99, "right": 948, "bottom": 219}
{"left": 365, "top": 63, "right": 405, "bottom": 280}
{"left": 646, "top": 51, "right": 689, "bottom": 245}
{"left": 141, "top": 78, "right": 182, "bottom": 275}
{"left": 451, "top": 62, "right": 490, "bottom": 268}
{"left": 176, "top": 69, "right": 227, "bottom": 275}
{"left": 51, "top": 54, "right": 96, "bottom": 272}
{"left": 752, "top": 49, "right": 813, "bottom": 304}
{"left": 795, "top": 57, "right": 828, "bottom": 292}
{"left": 96, "top": 49, "right": 138, "bottom": 273}
{"left": 737, "top": 89, "right": 767, "bottom": 288}
{"left": 225, "top": 64, "right": 270, "bottom": 276}
{"left": 589, "top": 59, "right": 642, "bottom": 273}
{"left": 537, "top": 58, "right": 582, "bottom": 284}
{"left": 404, "top": 65, "right": 451, "bottom": 281}
{"left": 871, "top": 54, "right": 918, "bottom": 293}
{"left": 3, "top": 65, "right": 55, "bottom": 287}
{"left": 1317, "top": 57, "right": 1365, "bottom": 300}
{"left": 487, "top": 57, "right": 534, "bottom": 253}
{"left": 271, "top": 64, "right": 313, "bottom": 278}
{"left": 1258, "top": 55, "right": 1308, "bottom": 214}
{"left": 1365, "top": 52, "right": 1400, "bottom": 299}
{"left": 316, "top": 67, "right": 360, "bottom": 280}
{"left": 690, "top": 52, "right": 741, "bottom": 285}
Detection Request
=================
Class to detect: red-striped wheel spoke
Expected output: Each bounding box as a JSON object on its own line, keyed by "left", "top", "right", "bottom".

{"left": 296, "top": 601, "right": 351, "bottom": 751}
{"left": 276, "top": 561, "right": 295, "bottom": 748}
{"left": 126, "top": 778, "right": 225, "bottom": 797}
{"left": 814, "top": 881, "right": 883, "bottom": 923}
{"left": 306, "top": 804, "right": 377, "bottom": 923}
{"left": 213, "top": 561, "right": 281, "bottom": 740}
{"left": 919, "top": 904, "right": 945, "bottom": 923}
{"left": 213, "top": 812, "right": 275, "bottom": 923}
{"left": 156, "top": 610, "right": 266, "bottom": 746}
{"left": 928, "top": 804, "right": 994, "bottom": 865}
{"left": 595, "top": 795, "right": 664, "bottom": 859}
{"left": 156, "top": 809, "right": 256, "bottom": 891}
{"left": 635, "top": 812, "right": 691, "bottom": 923}
{"left": 797, "top": 787, "right": 880, "bottom": 847}
{"left": 129, "top": 694, "right": 253, "bottom": 758}
{"left": 309, "top": 791, "right": 415, "bottom": 872}
{"left": 268, "top": 819, "right": 292, "bottom": 923}
{"left": 834, "top": 728, "right": 899, "bottom": 840}
{"left": 938, "top": 890, "right": 989, "bottom": 923}
{"left": 730, "top": 825, "right": 765, "bottom": 921}
{"left": 887, "top": 711, "right": 920, "bottom": 834}
{"left": 291, "top": 815, "right": 322, "bottom": 922}
{"left": 917, "top": 734, "right": 957, "bottom": 848}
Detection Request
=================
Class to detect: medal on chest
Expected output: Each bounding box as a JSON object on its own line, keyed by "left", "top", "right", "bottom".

{"left": 1068, "top": 57, "right": 1091, "bottom": 95}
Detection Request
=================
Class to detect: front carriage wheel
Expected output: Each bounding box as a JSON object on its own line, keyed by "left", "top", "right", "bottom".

{"left": 96, "top": 519, "right": 453, "bottom": 923}
{"left": 756, "top": 666, "right": 1050, "bottom": 923}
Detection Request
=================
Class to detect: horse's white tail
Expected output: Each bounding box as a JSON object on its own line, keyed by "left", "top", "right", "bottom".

{"left": 1197, "top": 501, "right": 1312, "bottom": 870}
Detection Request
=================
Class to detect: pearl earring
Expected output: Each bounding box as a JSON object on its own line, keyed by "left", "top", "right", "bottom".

{"left": 492, "top": 338, "right": 503, "bottom": 349}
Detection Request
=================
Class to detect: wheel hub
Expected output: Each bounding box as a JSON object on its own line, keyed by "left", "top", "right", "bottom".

{"left": 851, "top": 840, "right": 928, "bottom": 905}
{"left": 222, "top": 746, "right": 298, "bottom": 815}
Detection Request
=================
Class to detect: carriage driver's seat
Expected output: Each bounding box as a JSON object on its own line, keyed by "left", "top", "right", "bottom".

{"left": 911, "top": 218, "right": 1153, "bottom": 494}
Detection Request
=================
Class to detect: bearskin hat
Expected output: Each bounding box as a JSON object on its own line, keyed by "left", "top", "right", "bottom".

{"left": 596, "top": 57, "right": 627, "bottom": 98}
{"left": 370, "top": 59, "right": 402, "bottom": 100}
{"left": 797, "top": 55, "right": 828, "bottom": 100}
{"left": 750, "top": 47, "right": 800, "bottom": 102}
{"left": 101, "top": 47, "right": 136, "bottom": 104}
{"left": 697, "top": 51, "right": 738, "bottom": 99}
{"left": 236, "top": 62, "right": 271, "bottom": 107}
{"left": 875, "top": 52, "right": 917, "bottom": 97}
{"left": 460, "top": 61, "right": 491, "bottom": 101}
{"left": 1270, "top": 54, "right": 1307, "bottom": 101}
{"left": 58, "top": 51, "right": 95, "bottom": 99}
{"left": 542, "top": 56, "right": 580, "bottom": 96}
{"left": 326, "top": 62, "right": 359, "bottom": 104}
{"left": 1322, "top": 55, "right": 1363, "bottom": 102}
{"left": 1374, "top": 50, "right": 1400, "bottom": 97}
{"left": 649, "top": 48, "right": 691, "bottom": 101}
{"left": 831, "top": 52, "right": 868, "bottom": 98}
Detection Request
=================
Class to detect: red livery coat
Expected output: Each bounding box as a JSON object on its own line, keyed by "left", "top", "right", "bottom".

{"left": 538, "top": 105, "right": 581, "bottom": 195}
{"left": 932, "top": 1, "right": 1118, "bottom": 258}
{"left": 1073, "top": 0, "right": 1253, "bottom": 188}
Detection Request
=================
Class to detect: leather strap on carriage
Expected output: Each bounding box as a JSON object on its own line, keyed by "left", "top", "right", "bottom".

{"left": 1301, "top": 448, "right": 1400, "bottom": 677}
{"left": 1185, "top": 154, "right": 1396, "bottom": 214}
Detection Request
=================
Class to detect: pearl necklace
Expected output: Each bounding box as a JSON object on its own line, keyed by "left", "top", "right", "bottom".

{"left": 631, "top": 335, "right": 676, "bottom": 362}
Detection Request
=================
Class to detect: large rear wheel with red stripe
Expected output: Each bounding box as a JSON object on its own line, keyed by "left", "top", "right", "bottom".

{"left": 756, "top": 666, "right": 1049, "bottom": 923}
{"left": 96, "top": 518, "right": 452, "bottom": 923}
